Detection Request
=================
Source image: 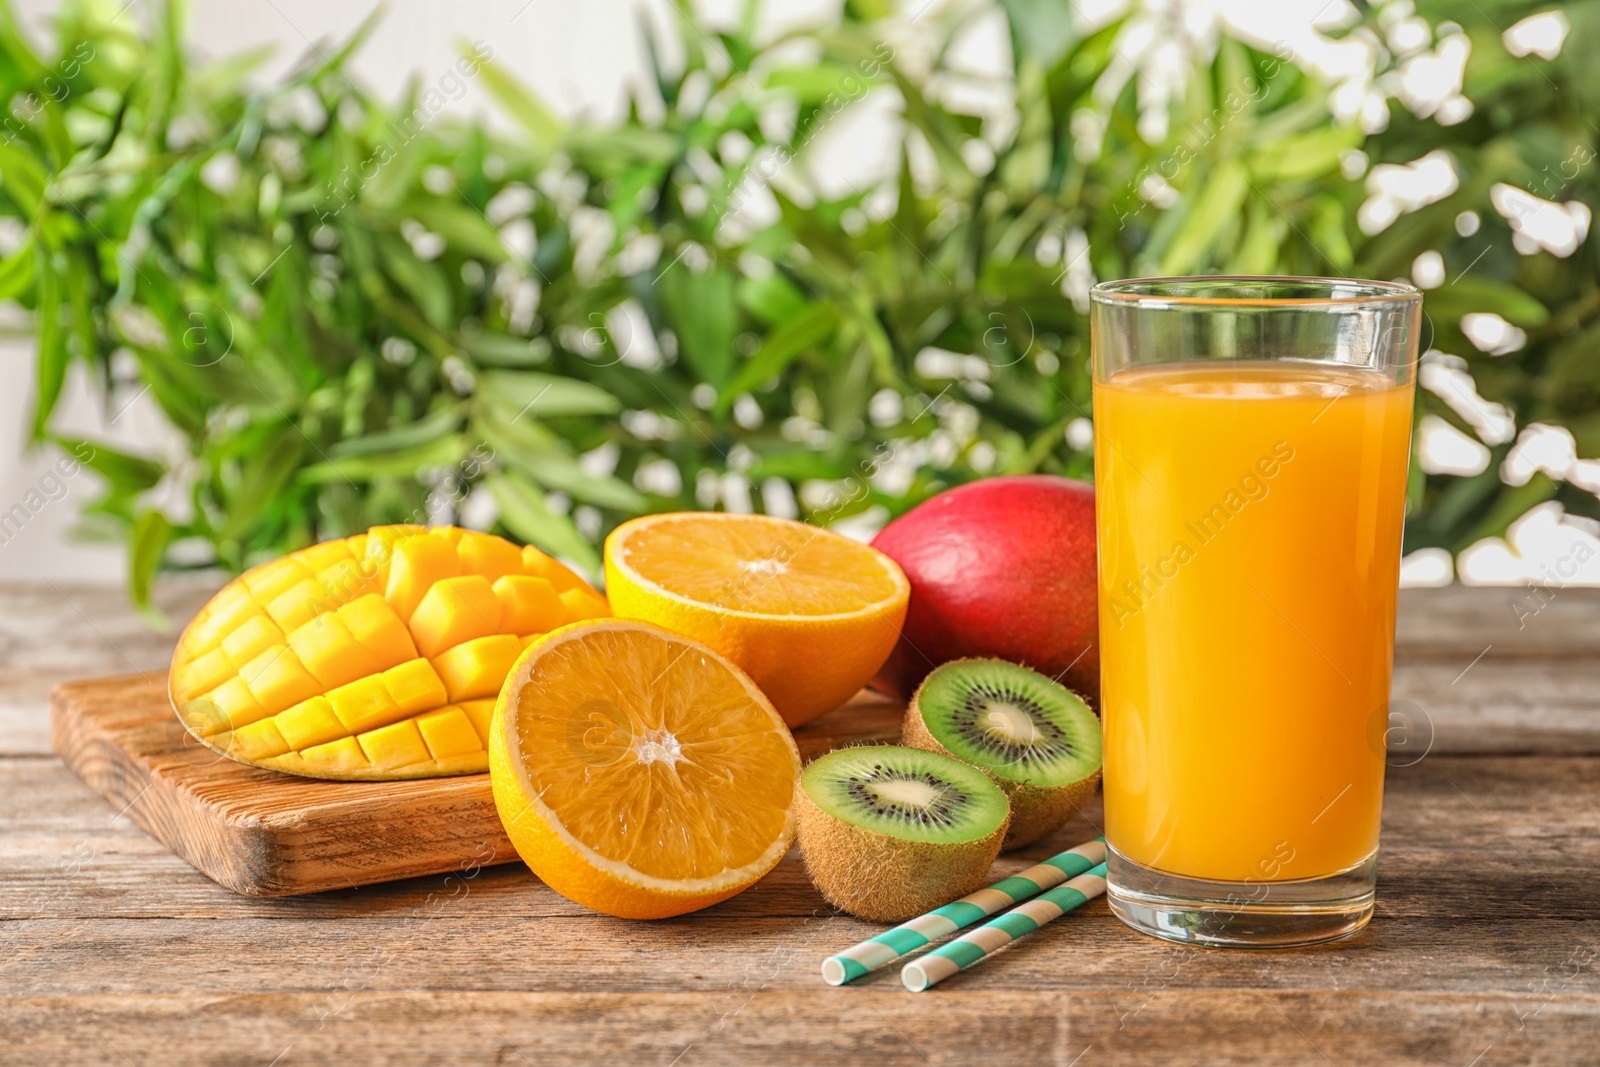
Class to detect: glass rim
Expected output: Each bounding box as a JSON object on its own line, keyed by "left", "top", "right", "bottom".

{"left": 1090, "top": 275, "right": 1422, "bottom": 309}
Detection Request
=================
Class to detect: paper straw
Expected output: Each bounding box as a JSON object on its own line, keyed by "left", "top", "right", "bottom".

{"left": 820, "top": 837, "right": 1106, "bottom": 986}
{"left": 900, "top": 862, "right": 1107, "bottom": 991}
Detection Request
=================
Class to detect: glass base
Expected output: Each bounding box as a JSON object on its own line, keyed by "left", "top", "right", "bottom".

{"left": 1106, "top": 845, "right": 1377, "bottom": 948}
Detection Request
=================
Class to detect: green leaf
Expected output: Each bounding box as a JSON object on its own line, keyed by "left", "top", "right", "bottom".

{"left": 499, "top": 445, "right": 645, "bottom": 511}
{"left": 749, "top": 448, "right": 847, "bottom": 481}
{"left": 765, "top": 65, "right": 879, "bottom": 103}
{"left": 1248, "top": 123, "right": 1363, "bottom": 183}
{"left": 474, "top": 410, "right": 646, "bottom": 511}
{"left": 1565, "top": 412, "right": 1600, "bottom": 458}
{"left": 533, "top": 222, "right": 571, "bottom": 278}
{"left": 221, "top": 429, "right": 307, "bottom": 538}
{"left": 719, "top": 303, "right": 840, "bottom": 408}
{"left": 1425, "top": 278, "right": 1551, "bottom": 328}
{"left": 1308, "top": 196, "right": 1354, "bottom": 270}
{"left": 639, "top": 10, "right": 680, "bottom": 108}
{"left": 406, "top": 200, "right": 508, "bottom": 262}
{"left": 1414, "top": 450, "right": 1501, "bottom": 541}
{"left": 475, "top": 58, "right": 565, "bottom": 144}
{"left": 1160, "top": 160, "right": 1249, "bottom": 275}
{"left": 0, "top": 138, "right": 48, "bottom": 217}
{"left": 301, "top": 434, "right": 466, "bottom": 484}
{"left": 0, "top": 241, "right": 34, "bottom": 300}
{"left": 128, "top": 509, "right": 172, "bottom": 622}
{"left": 565, "top": 126, "right": 680, "bottom": 171}
{"left": 330, "top": 405, "right": 463, "bottom": 457}
{"left": 485, "top": 472, "right": 600, "bottom": 575}
{"left": 53, "top": 437, "right": 165, "bottom": 493}
{"left": 1227, "top": 199, "right": 1286, "bottom": 274}
{"left": 378, "top": 236, "right": 452, "bottom": 329}
{"left": 1045, "top": 17, "right": 1123, "bottom": 122}
{"left": 737, "top": 270, "right": 807, "bottom": 324}
{"left": 670, "top": 0, "right": 706, "bottom": 75}
{"left": 479, "top": 371, "right": 622, "bottom": 419}
{"left": 460, "top": 333, "right": 551, "bottom": 366}
{"left": 30, "top": 246, "right": 65, "bottom": 441}
{"left": 843, "top": 0, "right": 893, "bottom": 19}
{"left": 659, "top": 265, "right": 737, "bottom": 386}
{"left": 309, "top": 6, "right": 385, "bottom": 81}
{"left": 0, "top": 0, "right": 46, "bottom": 81}
{"left": 887, "top": 68, "right": 974, "bottom": 195}
{"left": 61, "top": 246, "right": 97, "bottom": 376}
{"left": 999, "top": 0, "right": 1077, "bottom": 68}
{"left": 1459, "top": 473, "right": 1561, "bottom": 545}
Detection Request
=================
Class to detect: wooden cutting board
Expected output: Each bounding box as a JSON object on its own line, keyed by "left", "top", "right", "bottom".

{"left": 49, "top": 675, "right": 904, "bottom": 897}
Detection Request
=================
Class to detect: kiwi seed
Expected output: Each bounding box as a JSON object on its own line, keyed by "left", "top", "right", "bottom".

{"left": 905, "top": 658, "right": 1102, "bottom": 850}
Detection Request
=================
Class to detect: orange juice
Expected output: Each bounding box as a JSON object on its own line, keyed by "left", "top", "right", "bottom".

{"left": 1093, "top": 360, "right": 1414, "bottom": 883}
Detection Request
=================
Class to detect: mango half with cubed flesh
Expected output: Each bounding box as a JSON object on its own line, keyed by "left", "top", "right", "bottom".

{"left": 169, "top": 525, "right": 610, "bottom": 780}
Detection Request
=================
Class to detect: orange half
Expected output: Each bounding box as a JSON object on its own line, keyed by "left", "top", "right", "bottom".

{"left": 488, "top": 618, "right": 801, "bottom": 918}
{"left": 604, "top": 513, "right": 910, "bottom": 725}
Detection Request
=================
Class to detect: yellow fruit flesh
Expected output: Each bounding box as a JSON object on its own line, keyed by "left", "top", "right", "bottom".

{"left": 611, "top": 513, "right": 903, "bottom": 616}
{"left": 604, "top": 513, "right": 909, "bottom": 727}
{"left": 490, "top": 619, "right": 801, "bottom": 918}
{"left": 170, "top": 525, "right": 609, "bottom": 780}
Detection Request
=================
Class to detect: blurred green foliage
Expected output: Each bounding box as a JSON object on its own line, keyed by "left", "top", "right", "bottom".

{"left": 1, "top": 0, "right": 1595, "bottom": 607}
{"left": 1373, "top": 0, "right": 1600, "bottom": 553}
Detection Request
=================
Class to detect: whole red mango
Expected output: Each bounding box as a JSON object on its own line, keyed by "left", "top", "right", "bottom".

{"left": 869, "top": 475, "right": 1099, "bottom": 703}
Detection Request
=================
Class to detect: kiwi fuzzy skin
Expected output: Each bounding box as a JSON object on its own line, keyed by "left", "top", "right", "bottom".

{"left": 794, "top": 782, "right": 1008, "bottom": 923}
{"left": 904, "top": 667, "right": 1101, "bottom": 851}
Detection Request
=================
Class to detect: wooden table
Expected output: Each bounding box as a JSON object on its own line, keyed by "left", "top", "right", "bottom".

{"left": 3, "top": 580, "right": 1597, "bottom": 1065}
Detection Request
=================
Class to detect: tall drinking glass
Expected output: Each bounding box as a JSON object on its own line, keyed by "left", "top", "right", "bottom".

{"left": 1090, "top": 277, "right": 1421, "bottom": 947}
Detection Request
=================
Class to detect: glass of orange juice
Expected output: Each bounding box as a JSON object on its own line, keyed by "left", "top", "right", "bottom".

{"left": 1090, "top": 277, "right": 1421, "bottom": 947}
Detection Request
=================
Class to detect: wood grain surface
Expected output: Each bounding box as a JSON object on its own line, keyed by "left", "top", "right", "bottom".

{"left": 47, "top": 675, "right": 904, "bottom": 896}
{"left": 4, "top": 580, "right": 1599, "bottom": 1066}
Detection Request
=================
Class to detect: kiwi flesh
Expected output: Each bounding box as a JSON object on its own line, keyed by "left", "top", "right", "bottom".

{"left": 795, "top": 745, "right": 1010, "bottom": 922}
{"left": 905, "top": 658, "right": 1101, "bottom": 850}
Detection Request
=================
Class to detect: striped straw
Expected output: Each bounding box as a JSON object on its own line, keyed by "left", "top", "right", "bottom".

{"left": 820, "top": 837, "right": 1106, "bottom": 986}
{"left": 901, "top": 862, "right": 1107, "bottom": 991}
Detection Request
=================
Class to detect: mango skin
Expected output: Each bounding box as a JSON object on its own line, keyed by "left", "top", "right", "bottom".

{"left": 169, "top": 526, "right": 609, "bottom": 780}
{"left": 869, "top": 475, "right": 1100, "bottom": 704}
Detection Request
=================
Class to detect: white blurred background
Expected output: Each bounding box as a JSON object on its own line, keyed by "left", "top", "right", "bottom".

{"left": 2, "top": 0, "right": 1595, "bottom": 586}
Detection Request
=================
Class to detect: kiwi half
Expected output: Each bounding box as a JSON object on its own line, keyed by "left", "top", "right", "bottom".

{"left": 905, "top": 658, "right": 1101, "bottom": 850}
{"left": 795, "top": 745, "right": 1009, "bottom": 922}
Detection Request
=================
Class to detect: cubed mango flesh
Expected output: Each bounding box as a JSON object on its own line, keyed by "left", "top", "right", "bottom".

{"left": 299, "top": 736, "right": 370, "bottom": 775}
{"left": 327, "top": 673, "right": 402, "bottom": 735}
{"left": 357, "top": 719, "right": 431, "bottom": 769}
{"left": 457, "top": 531, "right": 523, "bottom": 583}
{"left": 276, "top": 696, "right": 346, "bottom": 750}
{"left": 168, "top": 525, "right": 611, "bottom": 780}
{"left": 559, "top": 586, "right": 611, "bottom": 624}
{"left": 432, "top": 634, "right": 524, "bottom": 702}
{"left": 408, "top": 575, "right": 501, "bottom": 658}
{"left": 220, "top": 614, "right": 286, "bottom": 670}
{"left": 415, "top": 707, "right": 482, "bottom": 759}
{"left": 340, "top": 594, "right": 417, "bottom": 664}
{"left": 386, "top": 535, "right": 461, "bottom": 621}
{"left": 289, "top": 612, "right": 383, "bottom": 691}
{"left": 522, "top": 545, "right": 586, "bottom": 593}
{"left": 493, "top": 576, "right": 564, "bottom": 634}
